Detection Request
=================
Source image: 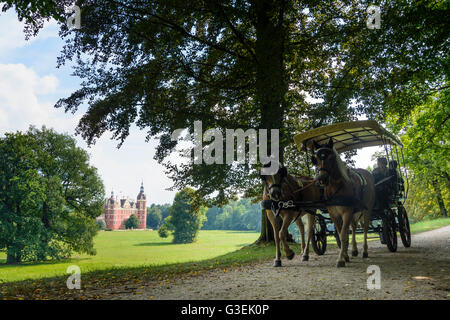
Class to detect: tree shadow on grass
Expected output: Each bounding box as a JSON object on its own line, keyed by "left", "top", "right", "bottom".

{"left": 0, "top": 257, "right": 91, "bottom": 268}
{"left": 222, "top": 230, "right": 259, "bottom": 234}
{"left": 0, "top": 241, "right": 277, "bottom": 289}
{"left": 133, "top": 242, "right": 175, "bottom": 247}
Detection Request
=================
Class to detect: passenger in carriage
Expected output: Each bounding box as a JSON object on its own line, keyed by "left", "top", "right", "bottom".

{"left": 388, "top": 160, "right": 398, "bottom": 178}
{"left": 389, "top": 160, "right": 404, "bottom": 193}
{"left": 372, "top": 157, "right": 388, "bottom": 183}
{"left": 372, "top": 157, "right": 389, "bottom": 208}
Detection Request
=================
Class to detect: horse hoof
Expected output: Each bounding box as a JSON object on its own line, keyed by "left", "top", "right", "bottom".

{"left": 287, "top": 252, "right": 295, "bottom": 260}
{"left": 273, "top": 260, "right": 282, "bottom": 267}
{"left": 363, "top": 252, "right": 368, "bottom": 258}
{"left": 345, "top": 256, "right": 350, "bottom": 262}
{"left": 336, "top": 261, "right": 345, "bottom": 268}
{"left": 302, "top": 255, "right": 309, "bottom": 262}
{"left": 352, "top": 250, "right": 358, "bottom": 257}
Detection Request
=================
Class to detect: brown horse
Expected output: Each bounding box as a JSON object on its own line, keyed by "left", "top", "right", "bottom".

{"left": 312, "top": 138, "right": 375, "bottom": 267}
{"left": 261, "top": 163, "right": 322, "bottom": 267}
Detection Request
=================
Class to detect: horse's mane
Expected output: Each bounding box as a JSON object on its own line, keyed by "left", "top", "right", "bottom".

{"left": 286, "top": 174, "right": 303, "bottom": 188}
{"left": 332, "top": 147, "right": 351, "bottom": 184}
{"left": 281, "top": 174, "right": 303, "bottom": 199}
{"left": 262, "top": 160, "right": 306, "bottom": 197}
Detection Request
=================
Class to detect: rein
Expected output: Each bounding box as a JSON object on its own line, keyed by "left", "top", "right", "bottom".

{"left": 322, "top": 171, "right": 367, "bottom": 211}
{"left": 293, "top": 180, "right": 315, "bottom": 194}
{"left": 263, "top": 174, "right": 305, "bottom": 217}
{"left": 314, "top": 146, "right": 367, "bottom": 211}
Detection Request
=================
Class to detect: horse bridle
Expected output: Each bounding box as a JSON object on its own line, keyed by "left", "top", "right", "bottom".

{"left": 263, "top": 175, "right": 285, "bottom": 194}
{"left": 312, "top": 147, "right": 333, "bottom": 181}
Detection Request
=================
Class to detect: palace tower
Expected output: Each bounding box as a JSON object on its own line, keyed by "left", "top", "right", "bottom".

{"left": 102, "top": 183, "right": 147, "bottom": 230}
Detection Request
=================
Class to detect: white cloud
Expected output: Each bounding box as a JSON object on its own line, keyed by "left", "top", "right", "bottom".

{"left": 0, "top": 11, "right": 59, "bottom": 53}
{"left": 0, "top": 11, "right": 179, "bottom": 206}
{"left": 0, "top": 12, "right": 28, "bottom": 51}
{"left": 0, "top": 63, "right": 176, "bottom": 204}
{"left": 0, "top": 63, "right": 77, "bottom": 133}
{"left": 82, "top": 131, "right": 177, "bottom": 205}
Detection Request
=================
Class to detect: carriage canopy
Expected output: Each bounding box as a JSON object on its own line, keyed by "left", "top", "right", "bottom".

{"left": 293, "top": 120, "right": 402, "bottom": 153}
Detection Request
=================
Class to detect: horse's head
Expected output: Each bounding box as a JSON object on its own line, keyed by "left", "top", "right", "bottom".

{"left": 260, "top": 161, "right": 288, "bottom": 201}
{"left": 311, "top": 137, "right": 336, "bottom": 187}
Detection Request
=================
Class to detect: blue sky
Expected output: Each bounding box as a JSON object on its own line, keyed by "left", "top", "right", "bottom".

{"left": 0, "top": 10, "right": 381, "bottom": 205}
{"left": 0, "top": 11, "right": 177, "bottom": 205}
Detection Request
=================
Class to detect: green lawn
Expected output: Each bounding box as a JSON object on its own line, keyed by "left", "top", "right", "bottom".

{"left": 0, "top": 230, "right": 259, "bottom": 283}
{"left": 1, "top": 217, "right": 449, "bottom": 287}
{"left": 409, "top": 217, "right": 450, "bottom": 234}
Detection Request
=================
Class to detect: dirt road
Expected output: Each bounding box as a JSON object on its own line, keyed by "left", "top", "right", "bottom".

{"left": 101, "top": 226, "right": 450, "bottom": 300}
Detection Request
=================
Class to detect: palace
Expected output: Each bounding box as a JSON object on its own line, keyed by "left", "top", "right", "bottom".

{"left": 101, "top": 183, "right": 147, "bottom": 230}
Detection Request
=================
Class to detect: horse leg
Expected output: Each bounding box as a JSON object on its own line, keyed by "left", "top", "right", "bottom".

{"left": 294, "top": 212, "right": 307, "bottom": 261}
{"left": 266, "top": 210, "right": 282, "bottom": 267}
{"left": 330, "top": 214, "right": 342, "bottom": 245}
{"left": 351, "top": 217, "right": 358, "bottom": 257}
{"left": 297, "top": 215, "right": 306, "bottom": 254}
{"left": 279, "top": 214, "right": 295, "bottom": 260}
{"left": 337, "top": 211, "right": 352, "bottom": 267}
{"left": 300, "top": 212, "right": 314, "bottom": 261}
{"left": 362, "top": 210, "right": 370, "bottom": 258}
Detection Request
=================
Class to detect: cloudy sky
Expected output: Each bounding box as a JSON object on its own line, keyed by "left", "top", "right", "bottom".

{"left": 0, "top": 11, "right": 382, "bottom": 205}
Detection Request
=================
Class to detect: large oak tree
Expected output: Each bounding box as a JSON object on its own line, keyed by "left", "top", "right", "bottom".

{"left": 4, "top": 0, "right": 448, "bottom": 241}
{"left": 0, "top": 127, "right": 105, "bottom": 263}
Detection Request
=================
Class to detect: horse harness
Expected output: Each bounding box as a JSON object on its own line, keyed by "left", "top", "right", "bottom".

{"left": 322, "top": 168, "right": 368, "bottom": 212}
{"left": 262, "top": 177, "right": 314, "bottom": 222}
{"left": 263, "top": 177, "right": 317, "bottom": 221}
{"left": 262, "top": 169, "right": 367, "bottom": 217}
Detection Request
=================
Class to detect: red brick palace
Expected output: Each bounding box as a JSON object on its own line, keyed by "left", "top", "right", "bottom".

{"left": 101, "top": 183, "right": 147, "bottom": 230}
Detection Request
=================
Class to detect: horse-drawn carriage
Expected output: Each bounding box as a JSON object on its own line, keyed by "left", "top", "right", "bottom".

{"left": 261, "top": 120, "right": 411, "bottom": 267}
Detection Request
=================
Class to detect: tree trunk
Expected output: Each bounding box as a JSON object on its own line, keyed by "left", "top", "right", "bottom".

{"left": 256, "top": 209, "right": 294, "bottom": 243}
{"left": 432, "top": 178, "right": 447, "bottom": 218}
{"left": 6, "top": 248, "right": 21, "bottom": 264}
{"left": 256, "top": 209, "right": 272, "bottom": 243}
{"left": 253, "top": 0, "right": 289, "bottom": 243}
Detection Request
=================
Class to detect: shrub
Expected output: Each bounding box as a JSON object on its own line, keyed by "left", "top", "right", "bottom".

{"left": 96, "top": 219, "right": 106, "bottom": 230}
{"left": 158, "top": 225, "right": 170, "bottom": 238}
{"left": 125, "top": 214, "right": 139, "bottom": 229}
{"left": 170, "top": 188, "right": 206, "bottom": 244}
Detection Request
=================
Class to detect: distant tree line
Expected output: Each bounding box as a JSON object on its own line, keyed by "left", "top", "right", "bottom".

{"left": 147, "top": 198, "right": 261, "bottom": 232}
{"left": 202, "top": 199, "right": 261, "bottom": 231}
{"left": 146, "top": 204, "right": 171, "bottom": 229}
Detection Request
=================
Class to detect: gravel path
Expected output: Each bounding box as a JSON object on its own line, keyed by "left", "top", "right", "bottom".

{"left": 100, "top": 226, "right": 450, "bottom": 300}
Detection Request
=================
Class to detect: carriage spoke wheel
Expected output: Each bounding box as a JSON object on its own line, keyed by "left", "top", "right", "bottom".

{"left": 397, "top": 204, "right": 411, "bottom": 247}
{"left": 311, "top": 216, "right": 327, "bottom": 255}
{"left": 382, "top": 210, "right": 397, "bottom": 252}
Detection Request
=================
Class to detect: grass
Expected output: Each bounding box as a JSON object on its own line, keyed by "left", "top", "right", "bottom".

{"left": 0, "top": 230, "right": 259, "bottom": 283}
{"left": 409, "top": 217, "right": 450, "bottom": 234}
{"left": 0, "top": 218, "right": 449, "bottom": 299}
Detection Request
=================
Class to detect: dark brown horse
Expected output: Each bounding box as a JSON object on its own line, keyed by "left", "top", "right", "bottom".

{"left": 261, "top": 163, "right": 322, "bottom": 267}
{"left": 312, "top": 138, "right": 375, "bottom": 267}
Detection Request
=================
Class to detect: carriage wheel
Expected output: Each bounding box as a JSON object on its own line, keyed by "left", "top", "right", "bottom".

{"left": 311, "top": 216, "right": 327, "bottom": 255}
{"left": 397, "top": 204, "right": 411, "bottom": 248}
{"left": 382, "top": 211, "right": 397, "bottom": 252}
